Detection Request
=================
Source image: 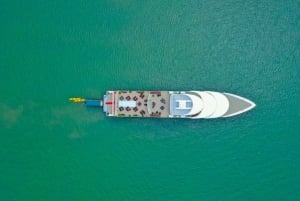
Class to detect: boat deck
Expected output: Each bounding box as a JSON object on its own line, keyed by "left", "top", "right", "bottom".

{"left": 104, "top": 91, "right": 170, "bottom": 117}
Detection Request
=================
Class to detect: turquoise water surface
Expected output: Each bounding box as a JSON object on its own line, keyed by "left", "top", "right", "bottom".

{"left": 1, "top": 0, "right": 300, "bottom": 200}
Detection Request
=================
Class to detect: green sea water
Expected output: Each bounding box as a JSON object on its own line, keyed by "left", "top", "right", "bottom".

{"left": 1, "top": 0, "right": 300, "bottom": 200}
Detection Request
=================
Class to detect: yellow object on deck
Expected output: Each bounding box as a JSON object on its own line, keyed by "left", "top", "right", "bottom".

{"left": 69, "top": 97, "right": 86, "bottom": 103}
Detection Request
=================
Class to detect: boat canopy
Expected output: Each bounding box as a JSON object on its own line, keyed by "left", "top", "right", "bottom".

{"left": 191, "top": 92, "right": 217, "bottom": 118}
{"left": 186, "top": 94, "right": 203, "bottom": 115}
{"left": 119, "top": 100, "right": 137, "bottom": 108}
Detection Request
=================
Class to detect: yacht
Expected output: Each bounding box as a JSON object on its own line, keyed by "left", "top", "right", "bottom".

{"left": 69, "top": 90, "right": 255, "bottom": 118}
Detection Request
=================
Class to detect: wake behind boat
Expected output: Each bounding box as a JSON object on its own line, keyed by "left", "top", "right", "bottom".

{"left": 69, "top": 90, "right": 255, "bottom": 119}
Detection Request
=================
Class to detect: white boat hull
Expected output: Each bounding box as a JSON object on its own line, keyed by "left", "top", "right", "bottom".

{"left": 101, "top": 90, "right": 256, "bottom": 118}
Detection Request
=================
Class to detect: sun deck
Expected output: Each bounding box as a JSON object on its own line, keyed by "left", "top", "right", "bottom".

{"left": 103, "top": 91, "right": 170, "bottom": 117}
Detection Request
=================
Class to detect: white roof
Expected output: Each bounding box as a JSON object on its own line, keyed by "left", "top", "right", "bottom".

{"left": 191, "top": 92, "right": 217, "bottom": 118}
{"left": 205, "top": 92, "right": 229, "bottom": 118}
{"left": 186, "top": 94, "right": 203, "bottom": 115}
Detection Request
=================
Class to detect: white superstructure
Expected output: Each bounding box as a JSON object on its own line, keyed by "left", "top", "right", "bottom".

{"left": 169, "top": 91, "right": 255, "bottom": 118}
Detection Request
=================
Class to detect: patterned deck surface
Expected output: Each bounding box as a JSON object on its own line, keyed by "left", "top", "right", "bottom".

{"left": 106, "top": 91, "right": 170, "bottom": 117}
